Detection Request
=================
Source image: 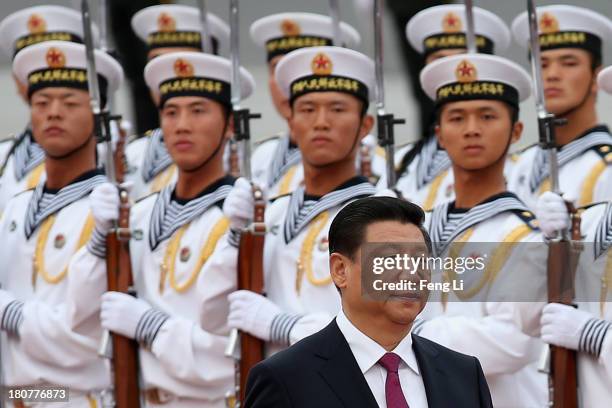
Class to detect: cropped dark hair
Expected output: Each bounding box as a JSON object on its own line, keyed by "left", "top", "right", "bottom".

{"left": 328, "top": 196, "right": 432, "bottom": 260}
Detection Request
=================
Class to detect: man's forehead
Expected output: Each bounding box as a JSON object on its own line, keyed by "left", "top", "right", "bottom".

{"left": 541, "top": 48, "right": 591, "bottom": 60}
{"left": 441, "top": 99, "right": 504, "bottom": 113}
{"left": 294, "top": 91, "right": 359, "bottom": 105}
{"left": 32, "top": 87, "right": 87, "bottom": 99}
{"left": 163, "top": 95, "right": 216, "bottom": 108}
{"left": 365, "top": 221, "right": 424, "bottom": 242}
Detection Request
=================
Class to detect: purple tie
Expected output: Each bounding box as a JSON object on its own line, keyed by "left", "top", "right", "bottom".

{"left": 378, "top": 352, "right": 409, "bottom": 408}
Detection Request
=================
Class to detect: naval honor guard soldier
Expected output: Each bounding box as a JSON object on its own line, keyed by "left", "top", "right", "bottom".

{"left": 536, "top": 190, "right": 612, "bottom": 408}
{"left": 380, "top": 4, "right": 512, "bottom": 211}
{"left": 0, "top": 6, "right": 99, "bottom": 212}
{"left": 249, "top": 12, "right": 362, "bottom": 197}
{"left": 125, "top": 4, "right": 230, "bottom": 200}
{"left": 509, "top": 5, "right": 612, "bottom": 210}
{"left": 0, "top": 40, "right": 123, "bottom": 407}
{"left": 532, "top": 64, "right": 612, "bottom": 408}
{"left": 222, "top": 46, "right": 377, "bottom": 355}
{"left": 410, "top": 54, "right": 548, "bottom": 407}
{"left": 69, "top": 51, "right": 256, "bottom": 407}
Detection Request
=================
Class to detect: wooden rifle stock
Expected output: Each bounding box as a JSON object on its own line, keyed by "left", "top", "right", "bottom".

{"left": 236, "top": 186, "right": 266, "bottom": 403}
{"left": 546, "top": 204, "right": 582, "bottom": 408}
{"left": 105, "top": 189, "right": 141, "bottom": 407}
{"left": 113, "top": 122, "right": 128, "bottom": 184}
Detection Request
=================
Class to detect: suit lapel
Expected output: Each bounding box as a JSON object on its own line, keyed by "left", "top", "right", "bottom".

{"left": 316, "top": 321, "right": 379, "bottom": 408}
{"left": 412, "top": 334, "right": 454, "bottom": 408}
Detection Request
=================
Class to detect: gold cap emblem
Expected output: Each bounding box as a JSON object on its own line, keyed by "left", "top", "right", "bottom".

{"left": 174, "top": 58, "right": 194, "bottom": 77}
{"left": 46, "top": 47, "right": 66, "bottom": 68}
{"left": 27, "top": 14, "right": 47, "bottom": 34}
{"left": 539, "top": 12, "right": 559, "bottom": 34}
{"left": 455, "top": 59, "right": 477, "bottom": 83}
{"left": 157, "top": 12, "right": 176, "bottom": 33}
{"left": 442, "top": 12, "right": 463, "bottom": 33}
{"left": 311, "top": 52, "right": 333, "bottom": 75}
{"left": 280, "top": 19, "right": 301, "bottom": 36}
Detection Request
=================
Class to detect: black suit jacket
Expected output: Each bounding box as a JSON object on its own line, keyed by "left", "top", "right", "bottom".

{"left": 245, "top": 320, "right": 493, "bottom": 408}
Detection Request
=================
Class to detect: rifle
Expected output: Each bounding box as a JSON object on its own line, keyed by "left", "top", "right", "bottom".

{"left": 329, "top": 0, "right": 342, "bottom": 46}
{"left": 526, "top": 1, "right": 579, "bottom": 406}
{"left": 373, "top": 0, "right": 404, "bottom": 188}
{"left": 463, "top": 0, "right": 477, "bottom": 54}
{"left": 82, "top": 1, "right": 141, "bottom": 406}
{"left": 224, "top": 1, "right": 264, "bottom": 406}
{"left": 196, "top": 0, "right": 213, "bottom": 54}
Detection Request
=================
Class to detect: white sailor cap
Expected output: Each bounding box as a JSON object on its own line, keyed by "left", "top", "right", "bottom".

{"left": 132, "top": 5, "right": 229, "bottom": 55}
{"left": 13, "top": 40, "right": 123, "bottom": 101}
{"left": 275, "top": 46, "right": 375, "bottom": 104}
{"left": 420, "top": 54, "right": 531, "bottom": 109}
{"left": 597, "top": 65, "right": 612, "bottom": 94}
{"left": 406, "top": 5, "right": 510, "bottom": 57}
{"left": 250, "top": 12, "right": 361, "bottom": 62}
{"left": 144, "top": 51, "right": 255, "bottom": 108}
{"left": 512, "top": 5, "right": 612, "bottom": 61}
{"left": 0, "top": 5, "right": 99, "bottom": 58}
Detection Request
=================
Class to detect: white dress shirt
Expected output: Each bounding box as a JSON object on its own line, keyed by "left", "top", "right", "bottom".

{"left": 336, "top": 310, "right": 429, "bottom": 408}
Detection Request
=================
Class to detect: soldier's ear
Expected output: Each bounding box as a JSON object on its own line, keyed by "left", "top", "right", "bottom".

{"left": 330, "top": 252, "right": 350, "bottom": 293}
{"left": 434, "top": 124, "right": 445, "bottom": 149}
{"left": 592, "top": 65, "right": 602, "bottom": 94}
{"left": 360, "top": 114, "right": 375, "bottom": 138}
{"left": 225, "top": 114, "right": 235, "bottom": 138}
{"left": 510, "top": 121, "right": 523, "bottom": 145}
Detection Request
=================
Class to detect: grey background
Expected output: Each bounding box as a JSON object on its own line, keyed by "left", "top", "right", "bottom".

{"left": 0, "top": 0, "right": 611, "bottom": 148}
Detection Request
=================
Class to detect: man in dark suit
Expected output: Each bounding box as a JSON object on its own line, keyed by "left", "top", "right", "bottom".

{"left": 245, "top": 196, "right": 493, "bottom": 407}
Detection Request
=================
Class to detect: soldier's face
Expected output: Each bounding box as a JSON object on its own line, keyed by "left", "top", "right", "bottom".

{"left": 541, "top": 48, "right": 598, "bottom": 116}
{"left": 289, "top": 92, "right": 373, "bottom": 167}
{"left": 30, "top": 87, "right": 94, "bottom": 158}
{"left": 160, "top": 96, "right": 231, "bottom": 171}
{"left": 331, "top": 221, "right": 428, "bottom": 328}
{"left": 147, "top": 46, "right": 201, "bottom": 61}
{"left": 425, "top": 48, "right": 466, "bottom": 65}
{"left": 268, "top": 56, "right": 291, "bottom": 121}
{"left": 436, "top": 100, "right": 522, "bottom": 171}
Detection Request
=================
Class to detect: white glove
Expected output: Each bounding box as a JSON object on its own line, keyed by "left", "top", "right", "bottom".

{"left": 90, "top": 182, "right": 119, "bottom": 235}
{"left": 100, "top": 292, "right": 151, "bottom": 340}
{"left": 228, "top": 290, "right": 281, "bottom": 341}
{"left": 541, "top": 303, "right": 592, "bottom": 351}
{"left": 535, "top": 191, "right": 569, "bottom": 238}
{"left": 223, "top": 177, "right": 255, "bottom": 230}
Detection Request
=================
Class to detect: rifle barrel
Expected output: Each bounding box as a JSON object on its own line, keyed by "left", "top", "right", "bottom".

{"left": 464, "top": 0, "right": 477, "bottom": 54}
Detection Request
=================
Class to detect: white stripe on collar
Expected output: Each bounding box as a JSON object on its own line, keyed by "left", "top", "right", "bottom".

{"left": 529, "top": 130, "right": 612, "bottom": 192}
{"left": 268, "top": 133, "right": 302, "bottom": 188}
{"left": 594, "top": 202, "right": 612, "bottom": 260}
{"left": 414, "top": 137, "right": 451, "bottom": 189}
{"left": 148, "top": 181, "right": 233, "bottom": 250}
{"left": 13, "top": 129, "right": 44, "bottom": 181}
{"left": 283, "top": 180, "right": 376, "bottom": 243}
{"left": 24, "top": 173, "right": 106, "bottom": 239}
{"left": 142, "top": 128, "right": 173, "bottom": 183}
{"left": 429, "top": 194, "right": 530, "bottom": 256}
